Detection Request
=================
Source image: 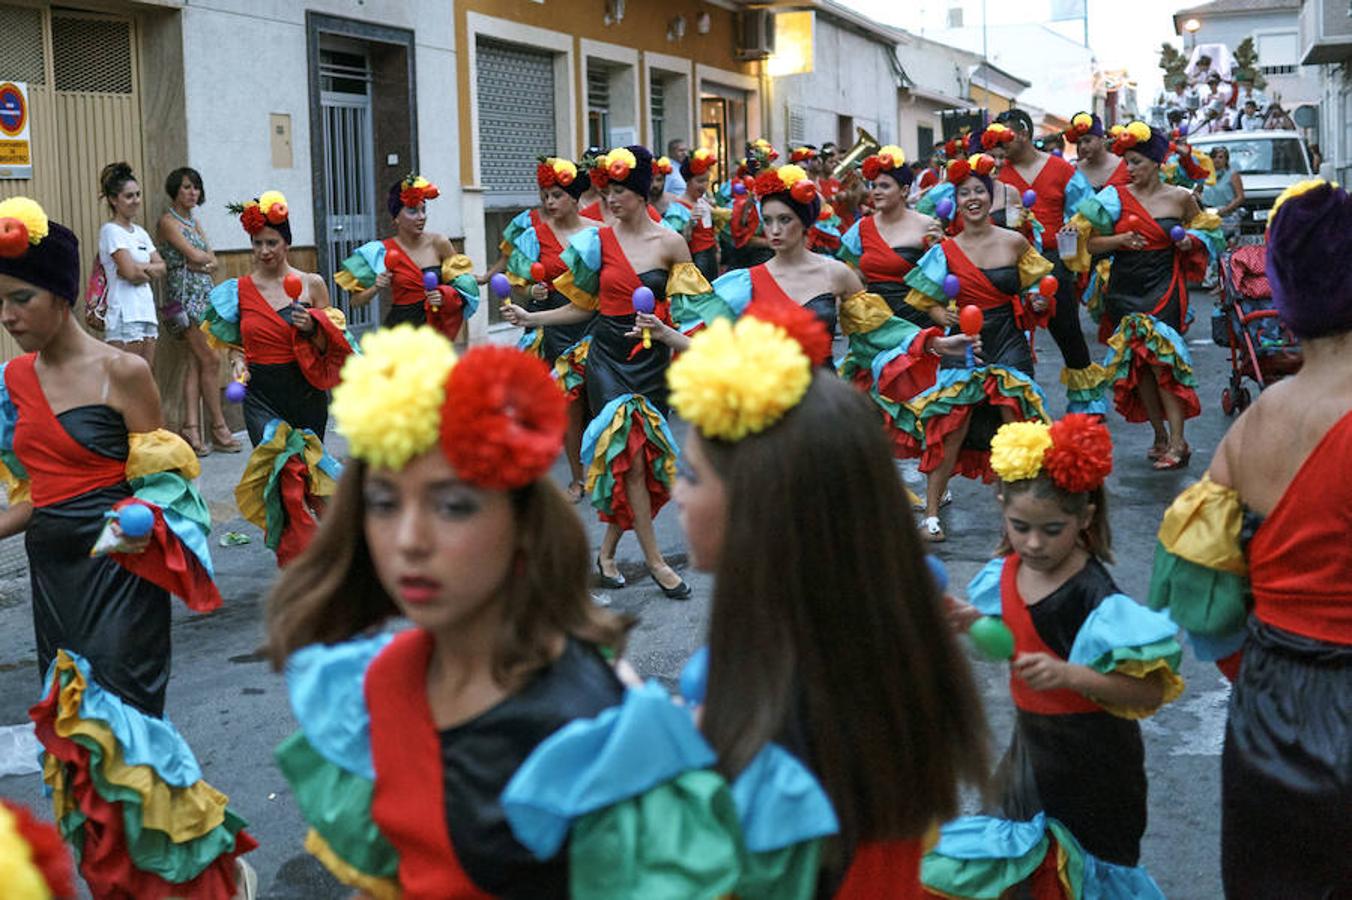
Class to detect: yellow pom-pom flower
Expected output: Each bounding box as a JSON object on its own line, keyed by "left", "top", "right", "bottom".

{"left": 257, "top": 189, "right": 287, "bottom": 212}
{"left": 0, "top": 803, "right": 51, "bottom": 900}
{"left": 989, "top": 420, "right": 1053, "bottom": 483}
{"left": 0, "top": 197, "right": 49, "bottom": 245}
{"left": 331, "top": 325, "right": 458, "bottom": 472}
{"left": 605, "top": 148, "right": 637, "bottom": 170}
{"left": 551, "top": 159, "right": 578, "bottom": 182}
{"left": 878, "top": 144, "right": 906, "bottom": 168}
{"left": 1126, "top": 121, "right": 1152, "bottom": 143}
{"left": 777, "top": 164, "right": 808, "bottom": 187}
{"left": 1072, "top": 112, "right": 1093, "bottom": 129}
{"left": 668, "top": 317, "right": 812, "bottom": 442}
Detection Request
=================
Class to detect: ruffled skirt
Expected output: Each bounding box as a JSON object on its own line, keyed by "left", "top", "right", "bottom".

{"left": 235, "top": 419, "right": 341, "bottom": 565}
{"left": 1100, "top": 313, "right": 1200, "bottom": 424}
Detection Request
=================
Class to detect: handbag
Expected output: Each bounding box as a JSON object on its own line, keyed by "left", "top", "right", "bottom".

{"left": 84, "top": 257, "right": 109, "bottom": 331}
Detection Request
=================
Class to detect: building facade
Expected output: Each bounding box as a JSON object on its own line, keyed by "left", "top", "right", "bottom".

{"left": 1299, "top": 0, "right": 1352, "bottom": 183}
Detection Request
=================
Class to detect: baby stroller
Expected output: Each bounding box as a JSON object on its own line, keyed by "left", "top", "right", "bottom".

{"left": 1215, "top": 242, "right": 1302, "bottom": 415}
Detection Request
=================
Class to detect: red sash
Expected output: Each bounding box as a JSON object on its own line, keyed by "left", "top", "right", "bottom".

{"left": 999, "top": 556, "right": 1101, "bottom": 715}
{"left": 579, "top": 202, "right": 661, "bottom": 224}
{"left": 999, "top": 155, "right": 1075, "bottom": 245}
{"left": 676, "top": 197, "right": 716, "bottom": 252}
{"left": 367, "top": 630, "right": 493, "bottom": 900}
{"left": 533, "top": 218, "right": 568, "bottom": 282}
{"left": 834, "top": 838, "right": 926, "bottom": 899}
{"left": 941, "top": 242, "right": 1018, "bottom": 313}
{"left": 6, "top": 355, "right": 128, "bottom": 508}
{"left": 1106, "top": 159, "right": 1131, "bottom": 188}
{"left": 858, "top": 216, "right": 915, "bottom": 284}
{"left": 1115, "top": 189, "right": 1192, "bottom": 326}
{"left": 383, "top": 238, "right": 466, "bottom": 342}
{"left": 730, "top": 195, "right": 761, "bottom": 248}
{"left": 239, "top": 276, "right": 350, "bottom": 389}
{"left": 597, "top": 228, "right": 671, "bottom": 323}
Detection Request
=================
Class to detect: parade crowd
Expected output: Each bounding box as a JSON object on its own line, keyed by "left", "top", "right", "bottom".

{"left": 0, "top": 98, "right": 1347, "bottom": 900}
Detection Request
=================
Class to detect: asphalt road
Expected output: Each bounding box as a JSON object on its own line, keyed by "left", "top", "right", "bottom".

{"left": 0, "top": 300, "right": 1241, "bottom": 899}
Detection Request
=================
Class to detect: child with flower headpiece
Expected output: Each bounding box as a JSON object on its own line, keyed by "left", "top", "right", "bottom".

{"left": 1063, "top": 121, "right": 1225, "bottom": 471}
{"left": 0, "top": 197, "right": 256, "bottom": 897}
{"left": 335, "top": 174, "right": 479, "bottom": 343}
{"left": 926, "top": 414, "right": 1182, "bottom": 900}
{"left": 673, "top": 147, "right": 721, "bottom": 280}
{"left": 202, "top": 190, "right": 353, "bottom": 564}
{"left": 265, "top": 326, "right": 631, "bottom": 898}
{"left": 499, "top": 314, "right": 989, "bottom": 898}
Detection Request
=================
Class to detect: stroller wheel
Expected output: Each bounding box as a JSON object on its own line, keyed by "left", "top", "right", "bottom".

{"left": 1236, "top": 387, "right": 1252, "bottom": 411}
{"left": 1222, "top": 388, "right": 1234, "bottom": 416}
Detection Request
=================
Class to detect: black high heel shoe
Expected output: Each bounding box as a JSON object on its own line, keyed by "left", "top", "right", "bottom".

{"left": 647, "top": 566, "right": 692, "bottom": 600}
{"left": 595, "top": 556, "right": 625, "bottom": 590}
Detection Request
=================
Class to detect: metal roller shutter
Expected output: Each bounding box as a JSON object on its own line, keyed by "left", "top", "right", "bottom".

{"left": 476, "top": 38, "right": 554, "bottom": 205}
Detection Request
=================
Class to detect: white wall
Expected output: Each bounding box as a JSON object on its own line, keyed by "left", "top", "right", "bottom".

{"left": 772, "top": 15, "right": 900, "bottom": 151}
{"left": 1186, "top": 12, "right": 1321, "bottom": 109}
{"left": 928, "top": 25, "right": 1088, "bottom": 115}
{"left": 181, "top": 0, "right": 459, "bottom": 252}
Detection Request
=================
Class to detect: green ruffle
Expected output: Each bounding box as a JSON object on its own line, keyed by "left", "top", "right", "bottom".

{"left": 201, "top": 304, "right": 241, "bottom": 348}
{"left": 338, "top": 251, "right": 378, "bottom": 289}
{"left": 501, "top": 212, "right": 531, "bottom": 249}
{"left": 1076, "top": 194, "right": 1117, "bottom": 235}
{"left": 275, "top": 731, "right": 399, "bottom": 882}
{"left": 1148, "top": 543, "right": 1250, "bottom": 635}
{"left": 131, "top": 471, "right": 211, "bottom": 536}
{"left": 670, "top": 291, "right": 736, "bottom": 335}
{"left": 921, "top": 818, "right": 1084, "bottom": 900}
{"left": 1103, "top": 315, "right": 1196, "bottom": 388}
{"left": 903, "top": 267, "right": 946, "bottom": 305}
{"left": 585, "top": 400, "right": 677, "bottom": 519}
{"left": 561, "top": 244, "right": 600, "bottom": 298}
{"left": 506, "top": 246, "right": 538, "bottom": 283}
{"left": 1081, "top": 635, "right": 1183, "bottom": 676}
{"left": 66, "top": 732, "right": 250, "bottom": 883}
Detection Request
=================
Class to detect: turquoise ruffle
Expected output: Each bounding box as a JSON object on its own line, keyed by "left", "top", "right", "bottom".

{"left": 1067, "top": 594, "right": 1181, "bottom": 671}
{"left": 729, "top": 743, "right": 838, "bottom": 853}
{"left": 1186, "top": 627, "right": 1247, "bottom": 663}
{"left": 0, "top": 364, "right": 27, "bottom": 482}
{"left": 284, "top": 632, "right": 393, "bottom": 780}
{"left": 662, "top": 202, "right": 692, "bottom": 233}
{"left": 130, "top": 472, "right": 214, "bottom": 577}
{"left": 967, "top": 558, "right": 1005, "bottom": 616}
{"left": 903, "top": 243, "right": 950, "bottom": 304}
{"left": 579, "top": 393, "right": 678, "bottom": 476}
{"left": 679, "top": 646, "right": 710, "bottom": 706}
{"left": 561, "top": 227, "right": 603, "bottom": 297}
{"left": 915, "top": 181, "right": 955, "bottom": 219}
{"left": 1075, "top": 186, "right": 1122, "bottom": 234}
{"left": 1063, "top": 169, "right": 1096, "bottom": 223}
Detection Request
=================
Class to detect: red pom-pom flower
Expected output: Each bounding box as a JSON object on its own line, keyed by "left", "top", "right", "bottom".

{"left": 239, "top": 205, "right": 267, "bottom": 234}
{"left": 946, "top": 159, "right": 973, "bottom": 185}
{"left": 536, "top": 162, "right": 558, "bottom": 190}
{"left": 439, "top": 346, "right": 567, "bottom": 490}
{"left": 970, "top": 154, "right": 996, "bottom": 177}
{"left": 1042, "top": 413, "right": 1113, "bottom": 493}
{"left": 752, "top": 169, "right": 786, "bottom": 199}
{"left": 861, "top": 156, "right": 884, "bottom": 181}
{"left": 744, "top": 295, "right": 833, "bottom": 367}
{"left": 4, "top": 799, "right": 76, "bottom": 898}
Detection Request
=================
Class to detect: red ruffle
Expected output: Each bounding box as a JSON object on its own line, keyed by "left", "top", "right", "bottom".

{"left": 1110, "top": 342, "right": 1201, "bottom": 424}
{"left": 109, "top": 501, "right": 221, "bottom": 613}
{"left": 599, "top": 409, "right": 671, "bottom": 531}
{"left": 275, "top": 456, "right": 323, "bottom": 567}
{"left": 836, "top": 838, "right": 926, "bottom": 899}
{"left": 1216, "top": 650, "right": 1244, "bottom": 683}
{"left": 875, "top": 330, "right": 941, "bottom": 403}
{"left": 292, "top": 310, "right": 353, "bottom": 391}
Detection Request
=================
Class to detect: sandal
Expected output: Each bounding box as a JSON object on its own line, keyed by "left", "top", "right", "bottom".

{"left": 211, "top": 423, "right": 243, "bottom": 453}
{"left": 1147, "top": 440, "right": 1170, "bottom": 461}
{"left": 182, "top": 425, "right": 210, "bottom": 457}
{"left": 921, "top": 516, "right": 946, "bottom": 543}
{"left": 914, "top": 489, "right": 953, "bottom": 511}
{"left": 1152, "top": 443, "right": 1192, "bottom": 471}
{"left": 566, "top": 480, "right": 584, "bottom": 504}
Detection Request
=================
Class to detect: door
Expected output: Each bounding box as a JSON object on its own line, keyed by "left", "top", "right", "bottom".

{"left": 320, "top": 47, "right": 378, "bottom": 332}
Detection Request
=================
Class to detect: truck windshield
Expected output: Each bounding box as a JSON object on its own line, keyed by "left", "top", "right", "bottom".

{"left": 1202, "top": 138, "right": 1310, "bottom": 176}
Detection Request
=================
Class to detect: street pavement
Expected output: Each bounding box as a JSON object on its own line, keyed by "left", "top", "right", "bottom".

{"left": 0, "top": 299, "right": 1240, "bottom": 899}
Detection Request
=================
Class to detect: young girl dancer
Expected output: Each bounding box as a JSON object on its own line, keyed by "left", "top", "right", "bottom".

{"left": 925, "top": 414, "right": 1183, "bottom": 899}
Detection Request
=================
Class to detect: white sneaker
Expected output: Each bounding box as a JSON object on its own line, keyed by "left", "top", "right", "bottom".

{"left": 921, "top": 516, "right": 946, "bottom": 542}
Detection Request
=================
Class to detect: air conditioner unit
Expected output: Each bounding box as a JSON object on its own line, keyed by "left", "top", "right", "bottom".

{"left": 735, "top": 9, "right": 776, "bottom": 61}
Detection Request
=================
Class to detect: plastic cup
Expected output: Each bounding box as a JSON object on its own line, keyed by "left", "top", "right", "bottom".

{"left": 1056, "top": 230, "right": 1079, "bottom": 258}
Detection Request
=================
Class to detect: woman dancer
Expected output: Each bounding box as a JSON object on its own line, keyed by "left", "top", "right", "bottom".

{"left": 673, "top": 147, "right": 719, "bottom": 281}
{"left": 0, "top": 197, "right": 255, "bottom": 898}
{"left": 840, "top": 146, "right": 947, "bottom": 327}
{"left": 336, "top": 174, "right": 478, "bottom": 341}
{"left": 1064, "top": 123, "right": 1223, "bottom": 470}
{"left": 503, "top": 145, "right": 713, "bottom": 598}
{"left": 499, "top": 315, "right": 990, "bottom": 897}
{"left": 267, "top": 327, "right": 630, "bottom": 898}
{"left": 1149, "top": 180, "right": 1351, "bottom": 897}
{"left": 902, "top": 155, "right": 1055, "bottom": 541}
{"left": 98, "top": 161, "right": 164, "bottom": 369}
{"left": 917, "top": 127, "right": 1033, "bottom": 240}
{"left": 202, "top": 191, "right": 352, "bottom": 564}
{"left": 496, "top": 157, "right": 596, "bottom": 502}
{"left": 927, "top": 415, "right": 1181, "bottom": 899}
{"left": 157, "top": 166, "right": 239, "bottom": 456}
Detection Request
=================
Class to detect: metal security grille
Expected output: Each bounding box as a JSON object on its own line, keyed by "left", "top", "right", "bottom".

{"left": 320, "top": 48, "right": 378, "bottom": 332}
{"left": 650, "top": 76, "right": 665, "bottom": 153}
{"left": 0, "top": 4, "right": 46, "bottom": 85}
{"left": 587, "top": 61, "right": 610, "bottom": 149}
{"left": 787, "top": 105, "right": 806, "bottom": 145}
{"left": 477, "top": 39, "right": 555, "bottom": 197}
{"left": 51, "top": 13, "right": 132, "bottom": 93}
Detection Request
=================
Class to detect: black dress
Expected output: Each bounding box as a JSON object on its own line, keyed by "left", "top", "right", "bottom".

{"left": 870, "top": 245, "right": 931, "bottom": 328}
{"left": 586, "top": 268, "right": 673, "bottom": 418}
{"left": 1104, "top": 216, "right": 1186, "bottom": 331}
{"left": 241, "top": 294, "right": 330, "bottom": 446}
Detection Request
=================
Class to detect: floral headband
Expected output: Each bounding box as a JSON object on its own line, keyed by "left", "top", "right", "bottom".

{"left": 946, "top": 153, "right": 996, "bottom": 185}
{"left": 861, "top": 145, "right": 907, "bottom": 181}
{"left": 989, "top": 414, "right": 1113, "bottom": 493}
{"left": 752, "top": 164, "right": 817, "bottom": 203}
{"left": 748, "top": 138, "right": 778, "bottom": 164}
{"left": 1063, "top": 112, "right": 1101, "bottom": 142}
{"left": 1111, "top": 121, "right": 1155, "bottom": 157}
{"left": 0, "top": 197, "right": 48, "bottom": 257}
{"left": 790, "top": 146, "right": 817, "bottom": 164}
{"left": 980, "top": 124, "right": 1015, "bottom": 150}
{"left": 669, "top": 315, "right": 819, "bottom": 442}
{"left": 331, "top": 326, "right": 566, "bottom": 488}
{"left": 536, "top": 158, "right": 579, "bottom": 190}
{"left": 399, "top": 175, "right": 440, "bottom": 209}
{"left": 0, "top": 798, "right": 74, "bottom": 898}
{"left": 653, "top": 156, "right": 674, "bottom": 178}
{"left": 228, "top": 190, "right": 289, "bottom": 235}
{"left": 685, "top": 148, "right": 716, "bottom": 176}
{"left": 601, "top": 147, "right": 638, "bottom": 183}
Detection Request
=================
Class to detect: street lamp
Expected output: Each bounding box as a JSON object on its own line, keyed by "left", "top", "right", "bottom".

{"left": 1183, "top": 18, "right": 1201, "bottom": 52}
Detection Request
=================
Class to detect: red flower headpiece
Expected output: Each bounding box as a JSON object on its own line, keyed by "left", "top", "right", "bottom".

{"left": 229, "top": 190, "right": 288, "bottom": 235}
{"left": 1041, "top": 414, "right": 1114, "bottom": 493}
{"left": 945, "top": 159, "right": 972, "bottom": 185}
{"left": 653, "top": 156, "right": 674, "bottom": 177}
{"left": 2, "top": 799, "right": 76, "bottom": 898}
{"left": 744, "top": 295, "right": 833, "bottom": 366}
{"left": 752, "top": 166, "right": 817, "bottom": 204}
{"left": 687, "top": 148, "right": 716, "bottom": 176}
{"left": 981, "top": 124, "right": 1015, "bottom": 150}
{"left": 790, "top": 146, "right": 817, "bottom": 164}
{"left": 399, "top": 175, "right": 440, "bottom": 210}
{"left": 536, "top": 158, "right": 578, "bottom": 190}
{"left": 439, "top": 346, "right": 567, "bottom": 490}
{"left": 970, "top": 154, "right": 996, "bottom": 177}
{"left": 1111, "top": 121, "right": 1154, "bottom": 157}
{"left": 944, "top": 138, "right": 962, "bottom": 160}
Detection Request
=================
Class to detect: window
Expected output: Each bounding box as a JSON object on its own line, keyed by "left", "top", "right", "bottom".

{"left": 1195, "top": 136, "right": 1310, "bottom": 176}
{"left": 588, "top": 62, "right": 611, "bottom": 149}
{"left": 1260, "top": 65, "right": 1296, "bottom": 76}
{"left": 917, "top": 125, "right": 935, "bottom": 158}
{"left": 1255, "top": 32, "right": 1298, "bottom": 69}
{"left": 650, "top": 75, "right": 665, "bottom": 154}
{"left": 947, "top": 6, "right": 964, "bottom": 27}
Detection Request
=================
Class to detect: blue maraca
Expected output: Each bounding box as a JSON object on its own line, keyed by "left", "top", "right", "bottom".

{"left": 117, "top": 503, "right": 154, "bottom": 539}
{"left": 926, "top": 555, "right": 949, "bottom": 594}
{"left": 732, "top": 182, "right": 747, "bottom": 196}
{"left": 632, "top": 286, "right": 656, "bottom": 349}
{"left": 1177, "top": 123, "right": 1189, "bottom": 138}
{"left": 943, "top": 273, "right": 960, "bottom": 299}
{"left": 490, "top": 272, "right": 511, "bottom": 307}
{"left": 1169, "top": 225, "right": 1187, "bottom": 244}
{"left": 224, "top": 380, "right": 246, "bottom": 404}
{"left": 936, "top": 197, "right": 955, "bottom": 221}
{"left": 1021, "top": 189, "right": 1037, "bottom": 209}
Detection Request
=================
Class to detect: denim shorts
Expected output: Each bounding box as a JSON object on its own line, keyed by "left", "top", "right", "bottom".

{"left": 104, "top": 319, "right": 159, "bottom": 343}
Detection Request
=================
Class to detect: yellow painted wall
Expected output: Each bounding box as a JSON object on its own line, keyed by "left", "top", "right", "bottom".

{"left": 970, "top": 85, "right": 1017, "bottom": 114}
{"left": 455, "top": 0, "right": 756, "bottom": 185}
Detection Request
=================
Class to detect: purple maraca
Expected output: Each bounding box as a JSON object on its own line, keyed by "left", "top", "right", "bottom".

{"left": 632, "top": 286, "right": 656, "bottom": 349}
{"left": 1177, "top": 123, "right": 1189, "bottom": 138}
{"left": 1022, "top": 189, "right": 1037, "bottom": 209}
{"left": 423, "top": 270, "right": 442, "bottom": 310}
{"left": 936, "top": 197, "right": 955, "bottom": 221}
{"left": 489, "top": 272, "right": 511, "bottom": 306}
{"left": 732, "top": 182, "right": 747, "bottom": 196}
{"left": 1170, "top": 225, "right": 1187, "bottom": 243}
{"left": 943, "top": 273, "right": 961, "bottom": 299}
{"left": 224, "top": 380, "right": 246, "bottom": 403}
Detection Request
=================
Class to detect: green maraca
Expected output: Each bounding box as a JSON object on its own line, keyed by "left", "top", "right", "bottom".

{"left": 969, "top": 616, "right": 1015, "bottom": 661}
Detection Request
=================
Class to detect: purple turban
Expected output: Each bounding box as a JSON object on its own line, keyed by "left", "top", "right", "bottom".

{"left": 1266, "top": 181, "right": 1352, "bottom": 340}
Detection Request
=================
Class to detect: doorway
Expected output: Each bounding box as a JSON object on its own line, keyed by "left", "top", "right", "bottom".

{"left": 319, "top": 46, "right": 378, "bottom": 331}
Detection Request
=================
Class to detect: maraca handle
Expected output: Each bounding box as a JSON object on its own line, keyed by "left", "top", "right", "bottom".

{"left": 642, "top": 328, "right": 652, "bottom": 349}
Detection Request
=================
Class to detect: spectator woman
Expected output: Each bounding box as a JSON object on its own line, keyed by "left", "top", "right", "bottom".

{"left": 1201, "top": 146, "right": 1246, "bottom": 244}
{"left": 98, "top": 162, "right": 164, "bottom": 370}
{"left": 157, "top": 166, "right": 239, "bottom": 455}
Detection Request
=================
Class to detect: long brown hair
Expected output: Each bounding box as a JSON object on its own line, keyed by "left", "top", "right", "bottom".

{"left": 697, "top": 374, "right": 988, "bottom": 842}
{"left": 265, "top": 459, "right": 630, "bottom": 686}
{"left": 996, "top": 477, "right": 1114, "bottom": 564}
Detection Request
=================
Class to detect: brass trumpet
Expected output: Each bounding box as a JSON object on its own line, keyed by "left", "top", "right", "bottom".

{"left": 831, "top": 127, "right": 880, "bottom": 180}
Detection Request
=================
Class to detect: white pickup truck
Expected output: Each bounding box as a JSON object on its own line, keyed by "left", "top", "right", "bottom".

{"left": 1188, "top": 131, "right": 1314, "bottom": 237}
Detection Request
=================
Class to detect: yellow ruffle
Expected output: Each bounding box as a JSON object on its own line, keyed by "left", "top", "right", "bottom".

{"left": 1098, "top": 659, "right": 1186, "bottom": 720}
{"left": 127, "top": 429, "right": 201, "bottom": 481}
{"left": 1187, "top": 209, "right": 1223, "bottom": 232}
{"left": 904, "top": 288, "right": 944, "bottom": 312}
{"left": 1017, "top": 245, "right": 1054, "bottom": 289}
{"left": 0, "top": 457, "right": 30, "bottom": 506}
{"left": 235, "top": 422, "right": 339, "bottom": 531}
{"left": 321, "top": 307, "right": 348, "bottom": 331}
{"left": 1060, "top": 362, "right": 1111, "bottom": 391}
{"left": 909, "top": 366, "right": 1051, "bottom": 423}
{"left": 839, "top": 290, "right": 895, "bottom": 335}
{"left": 584, "top": 398, "right": 675, "bottom": 494}
{"left": 304, "top": 829, "right": 401, "bottom": 900}
{"left": 1156, "top": 476, "right": 1246, "bottom": 575}
{"left": 1104, "top": 314, "right": 1194, "bottom": 378}
{"left": 1061, "top": 215, "right": 1096, "bottom": 273}
{"left": 333, "top": 269, "right": 365, "bottom": 294}
{"left": 551, "top": 268, "right": 599, "bottom": 311}
{"left": 711, "top": 207, "right": 733, "bottom": 230}
{"left": 200, "top": 320, "right": 243, "bottom": 354}
{"left": 666, "top": 261, "right": 713, "bottom": 298}
{"left": 440, "top": 253, "right": 474, "bottom": 283}
{"left": 45, "top": 651, "right": 229, "bottom": 842}
{"left": 0, "top": 802, "right": 51, "bottom": 900}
